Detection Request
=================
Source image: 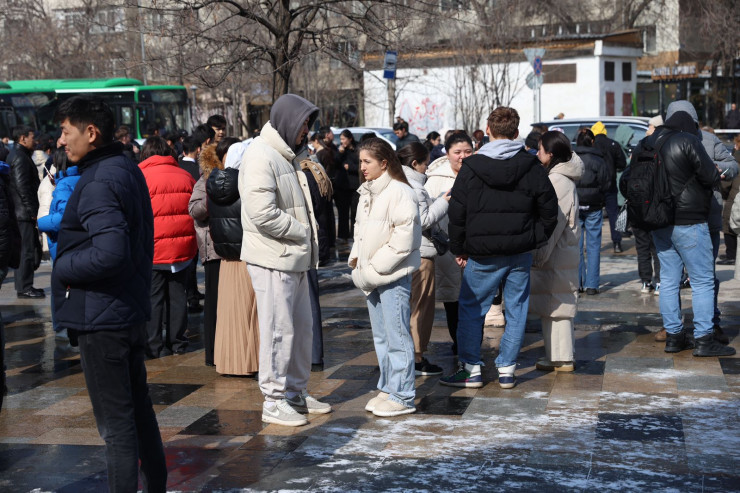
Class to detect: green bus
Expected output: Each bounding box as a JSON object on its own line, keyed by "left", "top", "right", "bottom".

{"left": 0, "top": 78, "right": 191, "bottom": 140}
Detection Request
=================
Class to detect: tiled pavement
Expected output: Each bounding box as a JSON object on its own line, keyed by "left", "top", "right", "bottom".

{"left": 1, "top": 229, "right": 739, "bottom": 492}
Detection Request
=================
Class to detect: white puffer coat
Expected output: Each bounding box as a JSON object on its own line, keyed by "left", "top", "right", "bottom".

{"left": 529, "top": 153, "right": 584, "bottom": 319}
{"left": 238, "top": 122, "right": 319, "bottom": 272}
{"left": 403, "top": 166, "right": 449, "bottom": 259}
{"left": 349, "top": 171, "right": 421, "bottom": 294}
{"left": 424, "top": 156, "right": 461, "bottom": 302}
{"left": 730, "top": 189, "right": 740, "bottom": 280}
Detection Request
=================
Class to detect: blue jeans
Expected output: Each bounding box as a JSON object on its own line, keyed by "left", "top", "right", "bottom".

{"left": 710, "top": 230, "right": 721, "bottom": 325}
{"left": 366, "top": 275, "right": 415, "bottom": 407}
{"left": 457, "top": 254, "right": 532, "bottom": 368}
{"left": 578, "top": 209, "right": 603, "bottom": 290}
{"left": 652, "top": 223, "right": 714, "bottom": 338}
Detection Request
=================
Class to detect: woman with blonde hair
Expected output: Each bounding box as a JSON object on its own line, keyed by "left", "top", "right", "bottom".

{"left": 207, "top": 138, "right": 260, "bottom": 376}
{"left": 350, "top": 138, "right": 421, "bottom": 417}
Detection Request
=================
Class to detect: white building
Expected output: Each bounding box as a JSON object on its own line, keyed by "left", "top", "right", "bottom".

{"left": 363, "top": 31, "right": 644, "bottom": 138}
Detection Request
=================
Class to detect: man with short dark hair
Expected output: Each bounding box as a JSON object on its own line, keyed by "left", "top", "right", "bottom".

{"left": 192, "top": 123, "right": 215, "bottom": 148}
{"left": 8, "top": 124, "right": 43, "bottom": 298}
{"left": 207, "top": 114, "right": 227, "bottom": 143}
{"left": 440, "top": 106, "right": 558, "bottom": 389}
{"left": 53, "top": 96, "right": 167, "bottom": 491}
{"left": 393, "top": 121, "right": 420, "bottom": 149}
{"left": 115, "top": 125, "right": 139, "bottom": 163}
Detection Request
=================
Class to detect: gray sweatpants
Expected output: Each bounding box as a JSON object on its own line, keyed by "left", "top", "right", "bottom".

{"left": 247, "top": 264, "right": 313, "bottom": 401}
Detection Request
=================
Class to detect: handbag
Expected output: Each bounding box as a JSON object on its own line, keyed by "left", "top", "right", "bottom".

{"left": 424, "top": 227, "right": 449, "bottom": 256}
{"left": 615, "top": 202, "right": 629, "bottom": 234}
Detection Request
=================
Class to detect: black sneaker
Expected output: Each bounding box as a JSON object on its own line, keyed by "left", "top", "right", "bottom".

{"left": 665, "top": 330, "right": 694, "bottom": 353}
{"left": 586, "top": 288, "right": 600, "bottom": 295}
{"left": 717, "top": 258, "right": 736, "bottom": 266}
{"left": 613, "top": 242, "right": 623, "bottom": 253}
{"left": 693, "top": 334, "right": 736, "bottom": 357}
{"left": 712, "top": 325, "right": 730, "bottom": 345}
{"left": 415, "top": 357, "right": 443, "bottom": 376}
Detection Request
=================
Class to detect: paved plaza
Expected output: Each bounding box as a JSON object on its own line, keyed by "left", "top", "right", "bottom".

{"left": 1, "top": 229, "right": 739, "bottom": 492}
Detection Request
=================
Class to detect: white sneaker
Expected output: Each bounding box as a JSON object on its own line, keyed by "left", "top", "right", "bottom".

{"left": 262, "top": 400, "right": 309, "bottom": 426}
{"left": 654, "top": 283, "right": 660, "bottom": 296}
{"left": 372, "top": 399, "right": 416, "bottom": 417}
{"left": 285, "top": 391, "right": 332, "bottom": 414}
{"left": 364, "top": 392, "right": 389, "bottom": 412}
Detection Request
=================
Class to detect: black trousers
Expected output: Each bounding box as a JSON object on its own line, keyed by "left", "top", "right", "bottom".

{"left": 308, "top": 268, "right": 324, "bottom": 365}
{"left": 203, "top": 260, "right": 220, "bottom": 366}
{"left": 77, "top": 324, "right": 167, "bottom": 493}
{"left": 146, "top": 268, "right": 188, "bottom": 358}
{"left": 725, "top": 232, "right": 737, "bottom": 260}
{"left": 633, "top": 226, "right": 660, "bottom": 283}
{"left": 604, "top": 191, "right": 622, "bottom": 245}
{"left": 334, "top": 189, "right": 353, "bottom": 239}
{"left": 14, "top": 220, "right": 36, "bottom": 292}
{"left": 186, "top": 255, "right": 199, "bottom": 304}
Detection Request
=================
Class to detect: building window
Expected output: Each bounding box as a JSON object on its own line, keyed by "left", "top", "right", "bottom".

{"left": 604, "top": 61, "right": 615, "bottom": 81}
{"left": 641, "top": 25, "right": 657, "bottom": 54}
{"left": 606, "top": 91, "right": 615, "bottom": 116}
{"left": 622, "top": 62, "right": 632, "bottom": 82}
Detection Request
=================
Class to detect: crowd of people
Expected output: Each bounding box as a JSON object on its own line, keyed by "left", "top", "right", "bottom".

{"left": 0, "top": 94, "right": 739, "bottom": 491}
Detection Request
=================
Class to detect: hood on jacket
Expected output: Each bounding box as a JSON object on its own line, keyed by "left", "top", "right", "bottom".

{"left": 55, "top": 165, "right": 80, "bottom": 180}
{"left": 666, "top": 100, "right": 699, "bottom": 126}
{"left": 614, "top": 125, "right": 634, "bottom": 149}
{"left": 426, "top": 156, "right": 455, "bottom": 178}
{"left": 649, "top": 115, "right": 664, "bottom": 127}
{"left": 199, "top": 143, "right": 222, "bottom": 179}
{"left": 269, "top": 94, "right": 320, "bottom": 152}
{"left": 664, "top": 110, "right": 699, "bottom": 136}
{"left": 402, "top": 164, "right": 427, "bottom": 185}
{"left": 591, "top": 121, "right": 606, "bottom": 136}
{"left": 138, "top": 154, "right": 178, "bottom": 170}
{"left": 466, "top": 150, "right": 538, "bottom": 188}
{"left": 478, "top": 139, "right": 524, "bottom": 160}
{"left": 224, "top": 140, "right": 250, "bottom": 170}
{"left": 549, "top": 152, "right": 584, "bottom": 181}
{"left": 207, "top": 167, "right": 239, "bottom": 205}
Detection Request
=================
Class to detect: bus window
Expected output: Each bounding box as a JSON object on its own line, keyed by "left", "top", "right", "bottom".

{"left": 121, "top": 106, "right": 134, "bottom": 126}
{"left": 137, "top": 89, "right": 190, "bottom": 138}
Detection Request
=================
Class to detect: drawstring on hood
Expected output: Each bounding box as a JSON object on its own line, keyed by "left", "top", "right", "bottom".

{"left": 269, "top": 94, "right": 319, "bottom": 152}
{"left": 477, "top": 139, "right": 524, "bottom": 161}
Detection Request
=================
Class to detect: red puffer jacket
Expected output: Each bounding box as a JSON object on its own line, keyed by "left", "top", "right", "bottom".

{"left": 139, "top": 155, "right": 197, "bottom": 265}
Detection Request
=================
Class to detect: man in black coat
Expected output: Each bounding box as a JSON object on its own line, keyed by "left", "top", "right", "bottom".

{"left": 591, "top": 122, "right": 627, "bottom": 252}
{"left": 8, "top": 125, "right": 43, "bottom": 298}
{"left": 0, "top": 158, "right": 21, "bottom": 411}
{"left": 440, "top": 107, "right": 557, "bottom": 390}
{"left": 53, "top": 96, "right": 167, "bottom": 492}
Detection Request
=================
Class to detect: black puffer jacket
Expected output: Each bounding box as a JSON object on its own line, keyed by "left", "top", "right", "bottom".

{"left": 207, "top": 167, "right": 242, "bottom": 260}
{"left": 638, "top": 117, "right": 719, "bottom": 225}
{"left": 0, "top": 162, "right": 20, "bottom": 270}
{"left": 574, "top": 146, "right": 611, "bottom": 209}
{"left": 448, "top": 150, "right": 558, "bottom": 257}
{"left": 8, "top": 145, "right": 40, "bottom": 220}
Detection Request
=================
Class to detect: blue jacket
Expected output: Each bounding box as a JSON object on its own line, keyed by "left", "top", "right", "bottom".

{"left": 37, "top": 166, "right": 81, "bottom": 260}
{"left": 52, "top": 143, "right": 154, "bottom": 331}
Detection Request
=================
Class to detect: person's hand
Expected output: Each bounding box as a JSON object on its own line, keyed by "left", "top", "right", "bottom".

{"left": 455, "top": 255, "right": 468, "bottom": 268}
{"left": 339, "top": 145, "right": 345, "bottom": 153}
{"left": 443, "top": 189, "right": 451, "bottom": 202}
{"left": 344, "top": 163, "right": 349, "bottom": 170}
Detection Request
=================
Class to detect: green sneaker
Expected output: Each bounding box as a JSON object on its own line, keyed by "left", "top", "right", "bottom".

{"left": 439, "top": 363, "right": 483, "bottom": 388}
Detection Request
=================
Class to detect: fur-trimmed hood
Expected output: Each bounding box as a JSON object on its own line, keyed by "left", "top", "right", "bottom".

{"left": 199, "top": 143, "right": 222, "bottom": 179}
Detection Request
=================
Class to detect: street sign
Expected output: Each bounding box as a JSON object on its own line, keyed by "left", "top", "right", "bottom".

{"left": 383, "top": 50, "right": 397, "bottom": 79}
{"left": 534, "top": 57, "right": 542, "bottom": 76}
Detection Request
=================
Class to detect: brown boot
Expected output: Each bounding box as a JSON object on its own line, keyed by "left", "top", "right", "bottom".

{"left": 654, "top": 328, "right": 667, "bottom": 342}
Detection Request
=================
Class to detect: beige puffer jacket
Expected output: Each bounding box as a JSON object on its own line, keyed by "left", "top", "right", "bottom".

{"left": 348, "top": 171, "right": 421, "bottom": 294}
{"left": 529, "top": 153, "right": 584, "bottom": 319}
{"left": 238, "top": 122, "right": 319, "bottom": 272}
{"left": 425, "top": 156, "right": 461, "bottom": 302}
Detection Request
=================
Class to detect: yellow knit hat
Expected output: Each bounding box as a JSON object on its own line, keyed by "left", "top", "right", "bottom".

{"left": 591, "top": 121, "right": 606, "bottom": 136}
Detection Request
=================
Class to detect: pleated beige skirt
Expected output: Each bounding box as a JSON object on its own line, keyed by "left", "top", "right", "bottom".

{"left": 214, "top": 260, "right": 260, "bottom": 375}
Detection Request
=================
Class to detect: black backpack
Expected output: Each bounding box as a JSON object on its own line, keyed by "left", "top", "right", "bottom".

{"left": 623, "top": 130, "right": 676, "bottom": 231}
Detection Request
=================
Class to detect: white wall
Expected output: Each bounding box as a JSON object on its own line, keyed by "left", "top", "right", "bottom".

{"left": 364, "top": 52, "right": 637, "bottom": 139}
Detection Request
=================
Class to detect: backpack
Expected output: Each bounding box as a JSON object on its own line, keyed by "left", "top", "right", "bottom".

{"left": 623, "top": 130, "right": 676, "bottom": 231}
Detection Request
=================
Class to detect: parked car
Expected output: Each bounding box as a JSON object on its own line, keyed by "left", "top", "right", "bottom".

{"left": 331, "top": 126, "right": 398, "bottom": 150}
{"left": 533, "top": 116, "right": 650, "bottom": 159}
{"left": 534, "top": 116, "right": 651, "bottom": 207}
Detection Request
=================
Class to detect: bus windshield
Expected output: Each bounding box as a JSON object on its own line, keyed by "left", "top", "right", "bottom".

{"left": 137, "top": 88, "right": 190, "bottom": 138}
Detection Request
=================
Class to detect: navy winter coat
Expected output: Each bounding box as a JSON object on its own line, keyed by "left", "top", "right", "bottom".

{"left": 52, "top": 143, "right": 154, "bottom": 331}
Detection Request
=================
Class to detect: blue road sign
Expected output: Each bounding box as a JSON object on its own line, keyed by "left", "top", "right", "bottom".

{"left": 534, "top": 57, "right": 542, "bottom": 76}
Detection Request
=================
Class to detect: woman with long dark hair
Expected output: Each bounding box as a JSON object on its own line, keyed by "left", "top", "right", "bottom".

{"left": 349, "top": 138, "right": 421, "bottom": 417}
{"left": 531, "top": 131, "right": 584, "bottom": 372}
{"left": 398, "top": 142, "right": 449, "bottom": 376}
